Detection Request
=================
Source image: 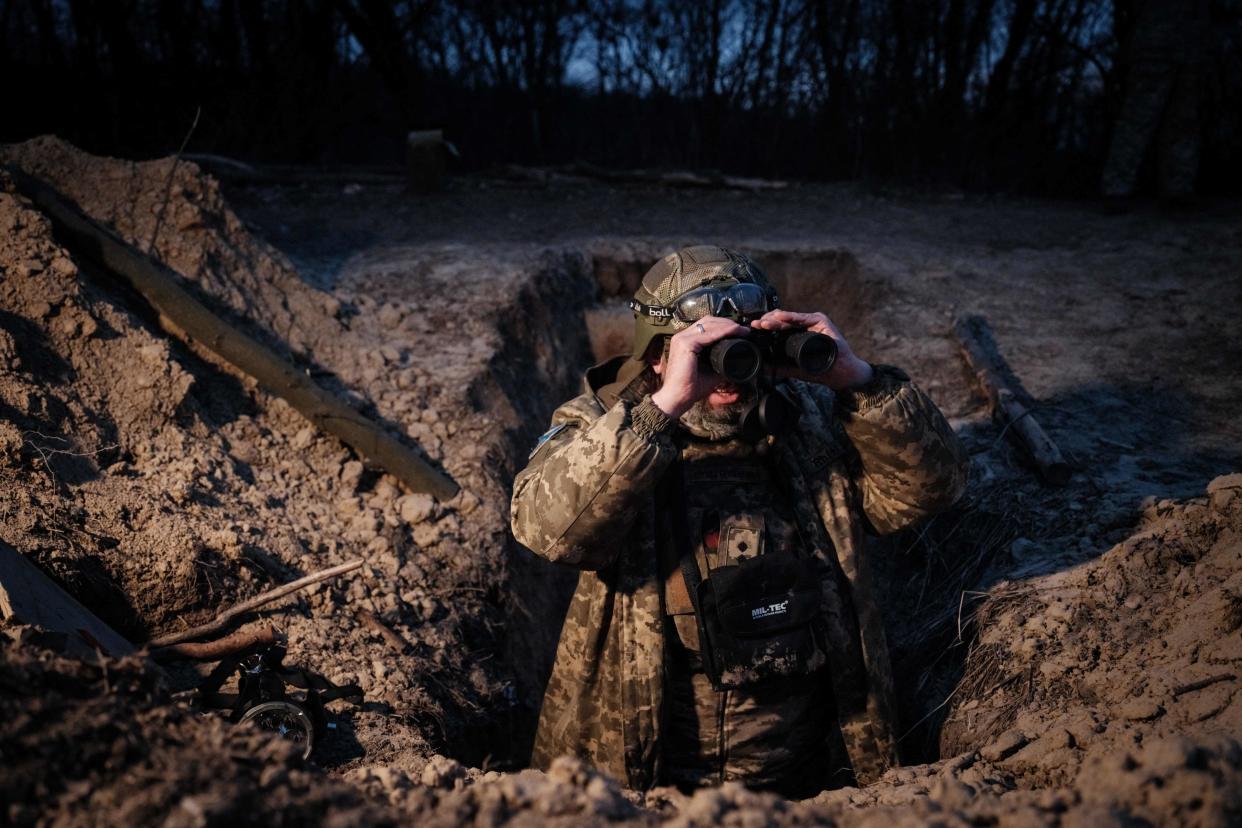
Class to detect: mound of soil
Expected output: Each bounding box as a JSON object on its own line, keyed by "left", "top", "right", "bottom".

{"left": 0, "top": 635, "right": 394, "bottom": 827}
{"left": 941, "top": 473, "right": 1242, "bottom": 806}
{"left": 2, "top": 137, "right": 1240, "bottom": 826}
{"left": 0, "top": 137, "right": 592, "bottom": 783}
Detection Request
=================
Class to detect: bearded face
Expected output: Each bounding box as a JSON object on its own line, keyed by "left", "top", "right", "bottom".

{"left": 671, "top": 379, "right": 757, "bottom": 441}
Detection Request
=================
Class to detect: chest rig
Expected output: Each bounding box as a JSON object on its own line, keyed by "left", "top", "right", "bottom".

{"left": 666, "top": 435, "right": 830, "bottom": 689}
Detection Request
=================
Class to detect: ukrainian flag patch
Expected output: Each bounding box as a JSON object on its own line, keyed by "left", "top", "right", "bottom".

{"left": 529, "top": 424, "right": 567, "bottom": 458}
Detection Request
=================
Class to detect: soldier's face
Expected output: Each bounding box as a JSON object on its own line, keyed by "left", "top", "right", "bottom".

{"left": 652, "top": 354, "right": 755, "bottom": 416}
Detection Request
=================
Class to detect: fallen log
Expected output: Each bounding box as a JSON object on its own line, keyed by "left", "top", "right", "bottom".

{"left": 148, "top": 559, "right": 363, "bottom": 647}
{"left": 500, "top": 162, "right": 788, "bottom": 192}
{"left": 952, "top": 315, "right": 1072, "bottom": 486}
{"left": 4, "top": 165, "right": 458, "bottom": 502}
{"left": 151, "top": 623, "right": 280, "bottom": 662}
{"left": 569, "top": 162, "right": 788, "bottom": 191}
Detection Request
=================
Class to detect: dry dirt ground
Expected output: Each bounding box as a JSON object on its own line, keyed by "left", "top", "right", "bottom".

{"left": 1, "top": 136, "right": 1239, "bottom": 826}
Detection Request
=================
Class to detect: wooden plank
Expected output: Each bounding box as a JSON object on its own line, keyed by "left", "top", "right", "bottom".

{"left": 0, "top": 540, "right": 136, "bottom": 658}
{"left": 4, "top": 164, "right": 459, "bottom": 501}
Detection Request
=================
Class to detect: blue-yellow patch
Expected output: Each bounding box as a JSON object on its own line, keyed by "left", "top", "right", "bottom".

{"left": 529, "top": 424, "right": 568, "bottom": 459}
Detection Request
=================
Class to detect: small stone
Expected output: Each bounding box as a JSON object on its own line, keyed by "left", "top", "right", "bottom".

{"left": 378, "top": 303, "right": 404, "bottom": 329}
{"left": 340, "top": 460, "right": 364, "bottom": 489}
{"left": 398, "top": 493, "right": 435, "bottom": 525}
{"left": 930, "top": 776, "right": 976, "bottom": 808}
{"left": 50, "top": 256, "right": 77, "bottom": 276}
{"left": 348, "top": 510, "right": 380, "bottom": 540}
{"left": 1123, "top": 594, "right": 1143, "bottom": 610}
{"left": 1118, "top": 697, "right": 1163, "bottom": 721}
{"left": 1207, "top": 473, "right": 1242, "bottom": 513}
{"left": 411, "top": 521, "right": 442, "bottom": 548}
{"left": 1051, "top": 729, "right": 1076, "bottom": 750}
{"left": 457, "top": 491, "right": 481, "bottom": 516}
{"left": 981, "top": 729, "right": 1028, "bottom": 762}
{"left": 419, "top": 754, "right": 464, "bottom": 789}
{"left": 291, "top": 427, "right": 316, "bottom": 450}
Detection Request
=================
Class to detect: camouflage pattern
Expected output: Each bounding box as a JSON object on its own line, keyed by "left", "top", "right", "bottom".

{"left": 510, "top": 358, "right": 968, "bottom": 790}
{"left": 661, "top": 435, "right": 836, "bottom": 796}
{"left": 630, "top": 245, "right": 772, "bottom": 359}
{"left": 662, "top": 638, "right": 840, "bottom": 798}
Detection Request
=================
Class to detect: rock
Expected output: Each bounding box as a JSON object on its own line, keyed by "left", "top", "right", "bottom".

{"left": 290, "top": 427, "right": 316, "bottom": 450}
{"left": 398, "top": 493, "right": 435, "bottom": 525}
{"left": 50, "top": 255, "right": 77, "bottom": 276}
{"left": 456, "top": 490, "right": 481, "bottom": 516}
{"left": 419, "top": 754, "right": 465, "bottom": 789}
{"left": 378, "top": 303, "right": 404, "bottom": 329}
{"left": 347, "top": 510, "right": 380, "bottom": 540}
{"left": 1207, "top": 474, "right": 1242, "bottom": 513}
{"left": 335, "top": 496, "right": 362, "bottom": 517}
{"left": 0, "top": 330, "right": 18, "bottom": 370}
{"left": 77, "top": 312, "right": 97, "bottom": 338}
{"left": 340, "top": 460, "right": 364, "bottom": 490}
{"left": 679, "top": 787, "right": 727, "bottom": 824}
{"left": 1117, "top": 697, "right": 1163, "bottom": 721}
{"left": 930, "top": 775, "right": 977, "bottom": 809}
{"left": 981, "top": 729, "right": 1028, "bottom": 762}
{"left": 411, "top": 522, "right": 443, "bottom": 547}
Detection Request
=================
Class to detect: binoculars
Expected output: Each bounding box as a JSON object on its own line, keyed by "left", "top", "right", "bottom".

{"left": 704, "top": 330, "right": 837, "bottom": 384}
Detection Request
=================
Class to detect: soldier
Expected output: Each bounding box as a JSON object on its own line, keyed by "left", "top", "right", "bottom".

{"left": 511, "top": 245, "right": 968, "bottom": 797}
{"left": 1100, "top": 0, "right": 1209, "bottom": 199}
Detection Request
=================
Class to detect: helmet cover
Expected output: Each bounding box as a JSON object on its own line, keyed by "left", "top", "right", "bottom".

{"left": 630, "top": 245, "right": 773, "bottom": 360}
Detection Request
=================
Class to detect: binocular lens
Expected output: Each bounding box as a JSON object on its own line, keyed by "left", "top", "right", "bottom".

{"left": 782, "top": 331, "right": 837, "bottom": 374}
{"left": 708, "top": 338, "right": 761, "bottom": 384}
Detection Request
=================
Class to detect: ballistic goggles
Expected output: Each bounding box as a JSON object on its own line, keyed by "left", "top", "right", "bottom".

{"left": 629, "top": 282, "right": 776, "bottom": 326}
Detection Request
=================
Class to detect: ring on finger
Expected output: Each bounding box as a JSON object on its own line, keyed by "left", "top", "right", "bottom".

{"left": 695, "top": 323, "right": 706, "bottom": 333}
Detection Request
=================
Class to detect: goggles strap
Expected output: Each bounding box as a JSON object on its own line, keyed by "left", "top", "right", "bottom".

{"left": 629, "top": 299, "right": 675, "bottom": 320}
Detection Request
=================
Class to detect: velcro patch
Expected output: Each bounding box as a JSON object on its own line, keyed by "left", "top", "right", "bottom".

{"left": 529, "top": 424, "right": 567, "bottom": 459}
{"left": 805, "top": 445, "right": 843, "bottom": 474}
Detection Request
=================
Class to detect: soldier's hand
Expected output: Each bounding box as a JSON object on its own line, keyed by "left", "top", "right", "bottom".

{"left": 750, "top": 309, "right": 874, "bottom": 390}
{"left": 651, "top": 315, "right": 751, "bottom": 419}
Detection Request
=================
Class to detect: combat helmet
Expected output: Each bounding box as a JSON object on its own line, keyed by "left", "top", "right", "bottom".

{"left": 630, "top": 245, "right": 775, "bottom": 360}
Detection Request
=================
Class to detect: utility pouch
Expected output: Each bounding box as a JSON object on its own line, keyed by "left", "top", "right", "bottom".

{"left": 684, "top": 551, "right": 828, "bottom": 689}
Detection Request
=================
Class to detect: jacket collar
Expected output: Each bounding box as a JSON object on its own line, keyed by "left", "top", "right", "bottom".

{"left": 585, "top": 355, "right": 655, "bottom": 409}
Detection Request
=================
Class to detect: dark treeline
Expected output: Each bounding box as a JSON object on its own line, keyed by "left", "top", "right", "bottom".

{"left": 2, "top": 0, "right": 1240, "bottom": 194}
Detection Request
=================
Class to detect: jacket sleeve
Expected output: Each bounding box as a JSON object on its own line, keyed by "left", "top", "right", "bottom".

{"left": 833, "top": 364, "right": 969, "bottom": 535}
{"left": 510, "top": 393, "right": 680, "bottom": 570}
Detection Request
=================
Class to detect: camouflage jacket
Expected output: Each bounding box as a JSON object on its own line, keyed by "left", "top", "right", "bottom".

{"left": 510, "top": 357, "right": 968, "bottom": 790}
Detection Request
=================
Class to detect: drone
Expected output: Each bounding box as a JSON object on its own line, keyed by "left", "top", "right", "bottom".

{"left": 197, "top": 640, "right": 363, "bottom": 760}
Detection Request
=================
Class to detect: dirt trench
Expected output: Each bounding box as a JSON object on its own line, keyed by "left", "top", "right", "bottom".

{"left": 2, "top": 138, "right": 1240, "bottom": 826}
{"left": 0, "top": 138, "right": 609, "bottom": 775}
